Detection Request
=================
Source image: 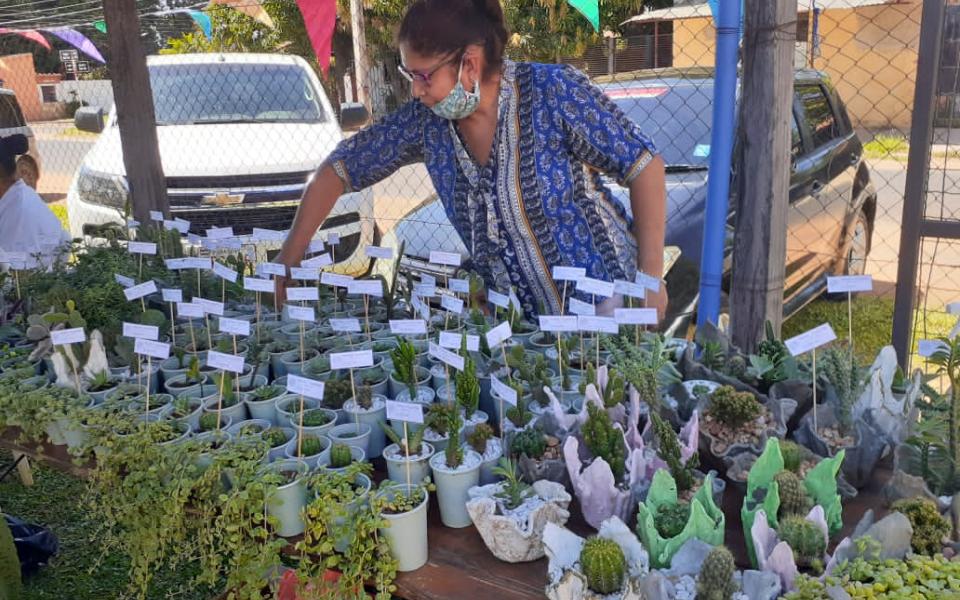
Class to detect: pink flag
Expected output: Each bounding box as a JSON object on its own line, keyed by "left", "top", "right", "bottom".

{"left": 295, "top": 0, "right": 337, "bottom": 76}
{"left": 0, "top": 29, "right": 52, "bottom": 51}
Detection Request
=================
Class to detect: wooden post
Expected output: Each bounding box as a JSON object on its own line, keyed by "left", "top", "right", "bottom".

{"left": 102, "top": 0, "right": 169, "bottom": 223}
{"left": 729, "top": 0, "right": 796, "bottom": 353}
{"left": 349, "top": 0, "right": 372, "bottom": 119}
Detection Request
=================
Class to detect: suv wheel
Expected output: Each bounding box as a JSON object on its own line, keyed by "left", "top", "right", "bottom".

{"left": 845, "top": 211, "right": 870, "bottom": 277}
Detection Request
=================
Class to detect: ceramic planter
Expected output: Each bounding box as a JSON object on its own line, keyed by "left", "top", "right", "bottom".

{"left": 376, "top": 484, "right": 429, "bottom": 572}
{"left": 389, "top": 366, "right": 431, "bottom": 398}
{"left": 430, "top": 450, "right": 482, "bottom": 528}
{"left": 466, "top": 479, "right": 572, "bottom": 562}
{"left": 285, "top": 407, "right": 338, "bottom": 437}
{"left": 263, "top": 459, "right": 309, "bottom": 537}
{"left": 327, "top": 423, "right": 372, "bottom": 456}
{"left": 283, "top": 433, "right": 331, "bottom": 469}
{"left": 384, "top": 442, "right": 435, "bottom": 484}
{"left": 342, "top": 396, "right": 388, "bottom": 458}
{"left": 242, "top": 386, "right": 286, "bottom": 424}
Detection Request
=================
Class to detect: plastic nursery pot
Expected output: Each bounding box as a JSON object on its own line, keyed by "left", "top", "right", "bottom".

{"left": 202, "top": 395, "right": 249, "bottom": 422}
{"left": 389, "top": 387, "right": 436, "bottom": 438}
{"left": 285, "top": 407, "right": 338, "bottom": 437}
{"left": 279, "top": 348, "right": 320, "bottom": 377}
{"left": 355, "top": 366, "right": 389, "bottom": 398}
{"left": 81, "top": 379, "right": 119, "bottom": 405}
{"left": 326, "top": 473, "right": 373, "bottom": 554}
{"left": 264, "top": 427, "right": 297, "bottom": 462}
{"left": 225, "top": 418, "right": 272, "bottom": 440}
{"left": 375, "top": 484, "right": 430, "bottom": 572}
{"left": 471, "top": 438, "right": 504, "bottom": 486}
{"left": 342, "top": 395, "right": 388, "bottom": 458}
{"left": 166, "top": 398, "right": 204, "bottom": 431}
{"left": 159, "top": 355, "right": 191, "bottom": 380}
{"left": 430, "top": 450, "right": 482, "bottom": 528}
{"left": 263, "top": 459, "right": 310, "bottom": 538}
{"left": 319, "top": 445, "right": 366, "bottom": 475}
{"left": 327, "top": 423, "right": 372, "bottom": 456}
{"left": 241, "top": 385, "right": 286, "bottom": 424}
{"left": 384, "top": 442, "right": 436, "bottom": 485}
{"left": 274, "top": 395, "right": 320, "bottom": 425}
{"left": 127, "top": 394, "right": 174, "bottom": 418}
{"left": 235, "top": 373, "right": 267, "bottom": 394}
{"left": 163, "top": 373, "right": 209, "bottom": 398}
{"left": 388, "top": 366, "right": 431, "bottom": 398}
{"left": 283, "top": 433, "right": 331, "bottom": 469}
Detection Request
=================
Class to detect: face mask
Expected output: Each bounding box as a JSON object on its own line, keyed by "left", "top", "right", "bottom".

{"left": 431, "top": 57, "right": 480, "bottom": 120}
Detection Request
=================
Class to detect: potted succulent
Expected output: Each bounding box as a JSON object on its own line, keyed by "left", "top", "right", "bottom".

{"left": 283, "top": 432, "right": 331, "bottom": 468}
{"left": 356, "top": 365, "right": 389, "bottom": 398}
{"left": 466, "top": 457, "right": 572, "bottom": 563}
{"left": 322, "top": 442, "right": 365, "bottom": 474}
{"left": 382, "top": 423, "right": 435, "bottom": 484}
{"left": 226, "top": 418, "right": 272, "bottom": 439}
{"left": 502, "top": 392, "right": 539, "bottom": 437}
{"left": 374, "top": 483, "right": 430, "bottom": 572}
{"left": 466, "top": 423, "right": 502, "bottom": 485}
{"left": 456, "top": 350, "right": 489, "bottom": 436}
{"left": 286, "top": 406, "right": 338, "bottom": 437}
{"left": 342, "top": 387, "right": 388, "bottom": 458}
{"left": 82, "top": 370, "right": 120, "bottom": 404}
{"left": 200, "top": 372, "right": 248, "bottom": 422}
{"left": 429, "top": 410, "right": 481, "bottom": 529}
{"left": 699, "top": 385, "right": 786, "bottom": 463}
{"left": 263, "top": 426, "right": 296, "bottom": 462}
{"left": 164, "top": 356, "right": 207, "bottom": 398}
{"left": 328, "top": 422, "right": 372, "bottom": 456}
{"left": 508, "top": 426, "right": 568, "bottom": 489}
{"left": 196, "top": 411, "right": 233, "bottom": 434}
{"left": 275, "top": 394, "right": 319, "bottom": 425}
{"left": 389, "top": 338, "right": 431, "bottom": 398}
{"left": 320, "top": 377, "right": 354, "bottom": 418}
{"left": 423, "top": 402, "right": 458, "bottom": 453}
{"left": 242, "top": 383, "right": 285, "bottom": 424}
{"left": 263, "top": 459, "right": 309, "bottom": 537}
{"left": 265, "top": 339, "right": 296, "bottom": 377}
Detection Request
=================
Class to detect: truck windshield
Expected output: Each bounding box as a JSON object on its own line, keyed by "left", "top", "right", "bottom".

{"left": 150, "top": 63, "right": 326, "bottom": 125}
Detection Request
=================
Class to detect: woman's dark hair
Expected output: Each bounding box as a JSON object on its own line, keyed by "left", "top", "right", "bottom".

{"left": 398, "top": 0, "right": 508, "bottom": 78}
{"left": 0, "top": 134, "right": 27, "bottom": 178}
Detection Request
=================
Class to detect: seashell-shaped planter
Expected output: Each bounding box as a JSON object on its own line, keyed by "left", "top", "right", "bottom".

{"left": 466, "top": 480, "right": 572, "bottom": 563}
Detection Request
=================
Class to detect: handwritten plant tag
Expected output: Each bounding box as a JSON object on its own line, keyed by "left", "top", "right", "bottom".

{"left": 123, "top": 322, "right": 159, "bottom": 341}
{"left": 348, "top": 280, "right": 383, "bottom": 297}
{"left": 124, "top": 280, "right": 157, "bottom": 301}
{"left": 149, "top": 210, "right": 164, "bottom": 222}
{"left": 327, "top": 232, "right": 340, "bottom": 245}
{"left": 330, "top": 318, "right": 362, "bottom": 333}
{"left": 330, "top": 350, "right": 374, "bottom": 370}
{"left": 429, "top": 251, "right": 462, "bottom": 266}
{"left": 206, "top": 226, "right": 234, "bottom": 240}
{"left": 212, "top": 262, "right": 238, "bottom": 283}
{"left": 386, "top": 400, "right": 424, "bottom": 424}
{"left": 178, "top": 302, "right": 204, "bottom": 319}
{"left": 486, "top": 321, "right": 512, "bottom": 348}
{"left": 576, "top": 277, "right": 615, "bottom": 298}
{"left": 614, "top": 308, "right": 658, "bottom": 325}
{"left": 448, "top": 278, "right": 470, "bottom": 294}
{"left": 411, "top": 295, "right": 431, "bottom": 321}
{"left": 321, "top": 272, "right": 354, "bottom": 287}
{"left": 490, "top": 375, "right": 517, "bottom": 406}
{"left": 162, "top": 288, "right": 183, "bottom": 304}
{"left": 196, "top": 298, "right": 225, "bottom": 316}
{"left": 552, "top": 266, "right": 586, "bottom": 281}
{"left": 128, "top": 242, "right": 157, "bottom": 255}
{"left": 785, "top": 323, "right": 837, "bottom": 356}
{"left": 302, "top": 253, "right": 333, "bottom": 268}
{"left": 366, "top": 246, "right": 394, "bottom": 260}
{"left": 286, "top": 305, "right": 314, "bottom": 322}
{"left": 186, "top": 257, "right": 212, "bottom": 270}
{"left": 259, "top": 263, "right": 287, "bottom": 278}
{"left": 134, "top": 338, "right": 170, "bottom": 360}
{"left": 286, "top": 375, "right": 325, "bottom": 401}
{"left": 51, "top": 328, "right": 86, "bottom": 346}
{"left": 218, "top": 317, "right": 251, "bottom": 337}
{"left": 635, "top": 272, "right": 661, "bottom": 293}
{"left": 390, "top": 320, "right": 427, "bottom": 335}
{"left": 429, "top": 342, "right": 465, "bottom": 371}
{"left": 578, "top": 316, "right": 618, "bottom": 334}
{"left": 827, "top": 275, "right": 874, "bottom": 294}
{"left": 114, "top": 273, "right": 135, "bottom": 288}
{"left": 164, "top": 258, "right": 189, "bottom": 270}
{"left": 252, "top": 228, "right": 285, "bottom": 242}
{"left": 307, "top": 239, "right": 326, "bottom": 254}
{"left": 207, "top": 350, "right": 245, "bottom": 374}
{"left": 488, "top": 290, "right": 510, "bottom": 309}
{"left": 568, "top": 297, "right": 596, "bottom": 316}
{"left": 243, "top": 277, "right": 274, "bottom": 293}
{"left": 614, "top": 279, "right": 646, "bottom": 299}
{"left": 441, "top": 295, "right": 464, "bottom": 314}
{"left": 287, "top": 287, "right": 320, "bottom": 302}
{"left": 291, "top": 267, "right": 320, "bottom": 281}
{"left": 538, "top": 315, "right": 579, "bottom": 332}
{"left": 439, "top": 331, "right": 479, "bottom": 352}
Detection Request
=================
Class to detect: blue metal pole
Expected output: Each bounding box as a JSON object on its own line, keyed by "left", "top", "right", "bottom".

{"left": 696, "top": 0, "right": 742, "bottom": 330}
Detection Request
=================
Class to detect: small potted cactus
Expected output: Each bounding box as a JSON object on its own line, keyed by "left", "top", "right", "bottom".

{"left": 466, "top": 422, "right": 502, "bottom": 485}
{"left": 322, "top": 442, "right": 365, "bottom": 474}
{"left": 507, "top": 426, "right": 568, "bottom": 490}
{"left": 342, "top": 387, "right": 388, "bottom": 458}
{"left": 283, "top": 432, "right": 331, "bottom": 468}
{"left": 696, "top": 545, "right": 739, "bottom": 600}
{"left": 382, "top": 423, "right": 435, "bottom": 484}
{"left": 430, "top": 410, "right": 482, "bottom": 528}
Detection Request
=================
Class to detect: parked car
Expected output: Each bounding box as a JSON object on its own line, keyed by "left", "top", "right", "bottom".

{"left": 0, "top": 88, "right": 42, "bottom": 189}
{"left": 380, "top": 68, "right": 877, "bottom": 333}
{"left": 67, "top": 53, "right": 374, "bottom": 275}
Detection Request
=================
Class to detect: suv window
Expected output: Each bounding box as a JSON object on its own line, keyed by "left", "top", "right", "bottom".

{"left": 797, "top": 84, "right": 840, "bottom": 148}
{"left": 791, "top": 113, "right": 802, "bottom": 159}
{"left": 0, "top": 94, "right": 25, "bottom": 128}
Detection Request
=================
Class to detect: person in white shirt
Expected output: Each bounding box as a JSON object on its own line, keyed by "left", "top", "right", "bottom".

{"left": 0, "top": 134, "right": 70, "bottom": 269}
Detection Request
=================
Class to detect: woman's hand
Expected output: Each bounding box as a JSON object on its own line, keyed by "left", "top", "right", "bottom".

{"left": 274, "top": 275, "right": 289, "bottom": 308}
{"left": 646, "top": 284, "right": 669, "bottom": 324}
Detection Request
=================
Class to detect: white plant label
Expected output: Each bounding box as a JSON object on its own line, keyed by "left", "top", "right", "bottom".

{"left": 307, "top": 239, "right": 326, "bottom": 254}
{"left": 212, "top": 262, "right": 238, "bottom": 283}
{"left": 124, "top": 280, "right": 157, "bottom": 301}
{"left": 243, "top": 277, "right": 274, "bottom": 293}
{"left": 218, "top": 317, "right": 251, "bottom": 337}
{"left": 441, "top": 295, "right": 464, "bottom": 314}
{"left": 576, "top": 277, "right": 615, "bottom": 298}
{"left": 509, "top": 289, "right": 522, "bottom": 312}
{"left": 186, "top": 257, "right": 212, "bottom": 270}
{"left": 286, "top": 375, "right": 325, "bottom": 401}
{"left": 614, "top": 308, "right": 658, "bottom": 325}
{"left": 134, "top": 338, "right": 170, "bottom": 360}
{"left": 123, "top": 322, "right": 159, "bottom": 341}
{"left": 321, "top": 272, "right": 353, "bottom": 287}
{"left": 128, "top": 242, "right": 157, "bottom": 255}
{"left": 330, "top": 350, "right": 374, "bottom": 370}
{"left": 207, "top": 350, "right": 245, "bottom": 374}
{"left": 538, "top": 315, "right": 579, "bottom": 332}
{"left": 327, "top": 232, "right": 340, "bottom": 245}
{"left": 348, "top": 280, "right": 383, "bottom": 297}
{"left": 114, "top": 273, "right": 135, "bottom": 288}
{"left": 206, "top": 226, "right": 234, "bottom": 240}
{"left": 448, "top": 278, "right": 470, "bottom": 294}
{"left": 429, "top": 250, "right": 462, "bottom": 266}
{"left": 196, "top": 298, "right": 225, "bottom": 316}
{"left": 390, "top": 319, "right": 427, "bottom": 335}
{"left": 149, "top": 210, "right": 164, "bottom": 222}
{"left": 439, "top": 331, "right": 479, "bottom": 352}
{"left": 578, "top": 316, "right": 619, "bottom": 334}
{"left": 785, "top": 323, "right": 837, "bottom": 357}
{"left": 177, "top": 302, "right": 204, "bottom": 319}
{"left": 287, "top": 287, "right": 320, "bottom": 302}
{"left": 365, "top": 246, "right": 394, "bottom": 260}
{"left": 290, "top": 267, "right": 320, "bottom": 281}
{"left": 164, "top": 258, "right": 189, "bottom": 270}
{"left": 569, "top": 297, "right": 596, "bottom": 316}
{"left": 552, "top": 266, "right": 586, "bottom": 281}
{"left": 161, "top": 288, "right": 183, "bottom": 304}
{"left": 486, "top": 321, "right": 512, "bottom": 348}
{"left": 827, "top": 275, "right": 873, "bottom": 294}
{"left": 635, "top": 272, "right": 661, "bottom": 293}
{"left": 413, "top": 283, "right": 436, "bottom": 298}
{"left": 260, "top": 263, "right": 287, "bottom": 277}
{"left": 429, "top": 342, "right": 465, "bottom": 371}
{"left": 385, "top": 400, "right": 424, "bottom": 424}
{"left": 167, "top": 218, "right": 190, "bottom": 233}
{"left": 127, "top": 219, "right": 140, "bottom": 229}
{"left": 330, "top": 318, "right": 362, "bottom": 333}
{"left": 51, "top": 327, "right": 86, "bottom": 346}
{"left": 411, "top": 295, "right": 431, "bottom": 321}
{"left": 187, "top": 234, "right": 202, "bottom": 246}
{"left": 421, "top": 274, "right": 436, "bottom": 288}
{"left": 302, "top": 253, "right": 333, "bottom": 268}
{"left": 490, "top": 375, "right": 517, "bottom": 406}
{"left": 488, "top": 290, "right": 510, "bottom": 309}
{"left": 948, "top": 302, "right": 960, "bottom": 316}
{"left": 286, "top": 305, "right": 314, "bottom": 322}
{"left": 918, "top": 339, "right": 949, "bottom": 358}
{"left": 614, "top": 279, "right": 646, "bottom": 299}
{"left": 252, "top": 227, "right": 285, "bottom": 242}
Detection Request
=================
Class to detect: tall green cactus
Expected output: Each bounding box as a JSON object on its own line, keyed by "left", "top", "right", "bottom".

{"left": 579, "top": 536, "right": 625, "bottom": 595}
{"left": 330, "top": 443, "right": 353, "bottom": 468}
{"left": 582, "top": 403, "right": 627, "bottom": 482}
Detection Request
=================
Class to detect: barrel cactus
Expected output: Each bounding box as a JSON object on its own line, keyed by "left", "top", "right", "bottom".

{"left": 330, "top": 443, "right": 353, "bottom": 468}
{"left": 778, "top": 515, "right": 826, "bottom": 571}
{"left": 696, "top": 545, "right": 737, "bottom": 600}
{"left": 774, "top": 470, "right": 811, "bottom": 518}
{"left": 579, "top": 536, "right": 626, "bottom": 595}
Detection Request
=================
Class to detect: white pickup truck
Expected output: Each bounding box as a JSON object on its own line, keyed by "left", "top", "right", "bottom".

{"left": 67, "top": 53, "right": 374, "bottom": 274}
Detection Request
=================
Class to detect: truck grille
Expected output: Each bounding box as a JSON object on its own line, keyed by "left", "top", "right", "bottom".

{"left": 169, "top": 206, "right": 360, "bottom": 237}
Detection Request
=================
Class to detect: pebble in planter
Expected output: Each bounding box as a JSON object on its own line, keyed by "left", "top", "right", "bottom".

{"left": 699, "top": 385, "right": 793, "bottom": 465}
{"left": 382, "top": 424, "right": 436, "bottom": 484}
{"left": 374, "top": 483, "right": 430, "bottom": 572}
{"left": 543, "top": 517, "right": 649, "bottom": 600}
{"left": 466, "top": 457, "right": 572, "bottom": 562}
{"left": 466, "top": 423, "right": 502, "bottom": 485}
{"left": 429, "top": 413, "right": 482, "bottom": 528}
{"left": 508, "top": 426, "right": 568, "bottom": 489}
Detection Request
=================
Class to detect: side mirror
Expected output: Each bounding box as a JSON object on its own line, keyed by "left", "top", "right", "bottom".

{"left": 339, "top": 102, "right": 369, "bottom": 131}
{"left": 75, "top": 106, "right": 104, "bottom": 134}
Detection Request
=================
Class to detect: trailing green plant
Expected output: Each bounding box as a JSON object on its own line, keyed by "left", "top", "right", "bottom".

{"left": 492, "top": 457, "right": 533, "bottom": 510}
{"left": 778, "top": 515, "right": 826, "bottom": 572}
{"left": 708, "top": 385, "right": 762, "bottom": 429}
{"left": 651, "top": 412, "right": 698, "bottom": 492}
{"left": 654, "top": 501, "right": 691, "bottom": 539}
{"left": 774, "top": 470, "right": 811, "bottom": 518}
{"left": 467, "top": 422, "right": 494, "bottom": 456}
{"left": 819, "top": 345, "right": 865, "bottom": 434}
{"left": 582, "top": 403, "right": 627, "bottom": 482}
{"left": 382, "top": 423, "right": 427, "bottom": 457}
{"left": 696, "top": 546, "right": 737, "bottom": 600}
{"left": 509, "top": 427, "right": 547, "bottom": 459}
{"left": 391, "top": 338, "right": 419, "bottom": 399}
{"left": 891, "top": 497, "right": 950, "bottom": 556}
{"left": 330, "top": 443, "right": 353, "bottom": 468}
{"left": 579, "top": 536, "right": 626, "bottom": 595}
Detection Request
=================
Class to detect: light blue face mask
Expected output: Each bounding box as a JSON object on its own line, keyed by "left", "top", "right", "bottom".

{"left": 431, "top": 56, "right": 480, "bottom": 120}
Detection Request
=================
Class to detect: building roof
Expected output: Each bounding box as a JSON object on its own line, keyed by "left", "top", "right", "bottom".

{"left": 623, "top": 0, "right": 904, "bottom": 24}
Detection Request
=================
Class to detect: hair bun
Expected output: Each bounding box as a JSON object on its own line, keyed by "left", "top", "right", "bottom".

{"left": 474, "top": 0, "right": 504, "bottom": 20}
{"left": 0, "top": 134, "right": 28, "bottom": 157}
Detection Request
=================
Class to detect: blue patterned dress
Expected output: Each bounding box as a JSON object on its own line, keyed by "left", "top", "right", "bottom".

{"left": 327, "top": 60, "right": 658, "bottom": 315}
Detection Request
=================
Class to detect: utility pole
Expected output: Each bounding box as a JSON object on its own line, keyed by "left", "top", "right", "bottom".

{"left": 349, "top": 0, "right": 372, "bottom": 119}
{"left": 102, "top": 0, "right": 168, "bottom": 223}
{"left": 729, "top": 0, "right": 797, "bottom": 353}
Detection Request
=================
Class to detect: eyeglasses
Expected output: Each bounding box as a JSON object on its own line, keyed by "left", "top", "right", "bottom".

{"left": 398, "top": 53, "right": 459, "bottom": 86}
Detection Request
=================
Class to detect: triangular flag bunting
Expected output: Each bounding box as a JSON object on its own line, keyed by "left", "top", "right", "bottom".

{"left": 93, "top": 20, "right": 107, "bottom": 34}
{"left": 567, "top": 0, "right": 599, "bottom": 32}
{"left": 43, "top": 27, "right": 106, "bottom": 63}
{"left": 208, "top": 0, "right": 274, "bottom": 28}
{"left": 0, "top": 29, "right": 51, "bottom": 51}
{"left": 295, "top": 0, "right": 337, "bottom": 76}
